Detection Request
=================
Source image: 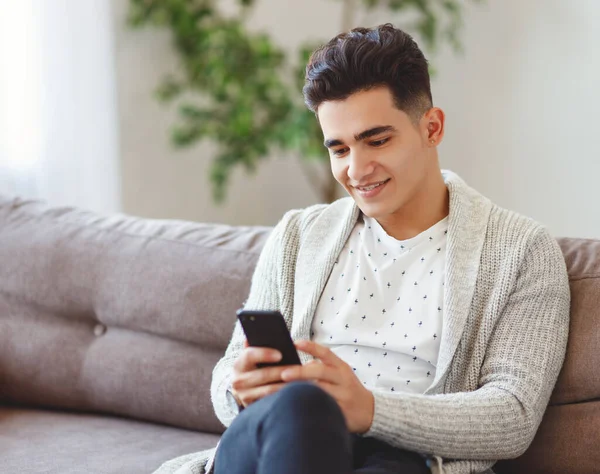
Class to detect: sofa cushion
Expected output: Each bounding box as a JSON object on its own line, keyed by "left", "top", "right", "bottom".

{"left": 0, "top": 195, "right": 271, "bottom": 432}
{"left": 0, "top": 407, "right": 219, "bottom": 474}
{"left": 550, "top": 238, "right": 600, "bottom": 405}
{"left": 495, "top": 237, "right": 600, "bottom": 474}
{"left": 494, "top": 401, "right": 600, "bottom": 474}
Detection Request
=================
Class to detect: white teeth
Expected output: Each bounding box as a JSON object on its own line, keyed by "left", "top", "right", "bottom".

{"left": 358, "top": 180, "right": 386, "bottom": 191}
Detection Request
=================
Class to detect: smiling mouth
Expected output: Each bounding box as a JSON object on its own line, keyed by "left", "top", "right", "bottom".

{"left": 353, "top": 179, "right": 390, "bottom": 191}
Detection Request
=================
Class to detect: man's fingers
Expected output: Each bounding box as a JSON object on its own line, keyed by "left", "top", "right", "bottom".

{"left": 233, "top": 347, "right": 282, "bottom": 372}
{"left": 294, "top": 340, "right": 341, "bottom": 366}
{"left": 231, "top": 364, "right": 298, "bottom": 391}
{"left": 237, "top": 383, "right": 286, "bottom": 407}
{"left": 280, "top": 360, "right": 340, "bottom": 384}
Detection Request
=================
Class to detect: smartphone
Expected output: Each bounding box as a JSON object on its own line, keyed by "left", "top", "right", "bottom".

{"left": 236, "top": 309, "right": 302, "bottom": 368}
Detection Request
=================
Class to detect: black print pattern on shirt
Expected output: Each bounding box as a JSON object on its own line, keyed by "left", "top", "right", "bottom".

{"left": 311, "top": 214, "right": 449, "bottom": 394}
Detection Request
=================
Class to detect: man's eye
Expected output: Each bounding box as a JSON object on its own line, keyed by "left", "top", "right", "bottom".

{"left": 332, "top": 148, "right": 348, "bottom": 156}
{"left": 370, "top": 138, "right": 389, "bottom": 147}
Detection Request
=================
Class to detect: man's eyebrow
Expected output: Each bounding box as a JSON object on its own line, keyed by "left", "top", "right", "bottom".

{"left": 323, "top": 125, "right": 397, "bottom": 148}
{"left": 355, "top": 125, "right": 397, "bottom": 142}
{"left": 323, "top": 138, "right": 344, "bottom": 148}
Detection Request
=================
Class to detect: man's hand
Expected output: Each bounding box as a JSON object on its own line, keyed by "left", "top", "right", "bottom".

{"left": 230, "top": 340, "right": 295, "bottom": 407}
{"left": 280, "top": 340, "right": 375, "bottom": 434}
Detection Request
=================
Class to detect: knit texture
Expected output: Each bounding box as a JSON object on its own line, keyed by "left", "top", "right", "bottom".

{"left": 153, "top": 170, "right": 570, "bottom": 474}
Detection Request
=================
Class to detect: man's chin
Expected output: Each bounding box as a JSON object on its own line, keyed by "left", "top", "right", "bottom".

{"left": 353, "top": 200, "right": 387, "bottom": 220}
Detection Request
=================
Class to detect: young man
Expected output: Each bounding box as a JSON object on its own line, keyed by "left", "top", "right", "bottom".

{"left": 156, "top": 24, "right": 570, "bottom": 474}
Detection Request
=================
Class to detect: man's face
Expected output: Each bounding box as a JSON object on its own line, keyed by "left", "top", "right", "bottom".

{"left": 318, "top": 87, "right": 436, "bottom": 223}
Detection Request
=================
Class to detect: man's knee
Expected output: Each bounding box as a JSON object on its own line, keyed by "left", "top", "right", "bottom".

{"left": 271, "top": 382, "right": 341, "bottom": 419}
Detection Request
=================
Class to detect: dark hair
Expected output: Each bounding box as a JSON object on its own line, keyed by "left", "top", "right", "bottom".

{"left": 303, "top": 24, "right": 433, "bottom": 122}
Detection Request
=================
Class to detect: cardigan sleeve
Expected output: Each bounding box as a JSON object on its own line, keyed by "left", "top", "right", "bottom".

{"left": 363, "top": 228, "right": 571, "bottom": 461}
{"left": 210, "top": 210, "right": 296, "bottom": 428}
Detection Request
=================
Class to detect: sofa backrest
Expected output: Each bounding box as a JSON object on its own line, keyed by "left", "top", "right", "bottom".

{"left": 0, "top": 195, "right": 270, "bottom": 433}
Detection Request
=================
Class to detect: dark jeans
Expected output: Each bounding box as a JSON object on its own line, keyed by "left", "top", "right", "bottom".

{"left": 214, "top": 382, "right": 431, "bottom": 474}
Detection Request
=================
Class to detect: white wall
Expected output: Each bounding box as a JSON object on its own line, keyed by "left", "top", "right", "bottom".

{"left": 432, "top": 0, "right": 600, "bottom": 238}
{"left": 112, "top": 0, "right": 600, "bottom": 237}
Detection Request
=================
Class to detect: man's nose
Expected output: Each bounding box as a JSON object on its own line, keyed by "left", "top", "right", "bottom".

{"left": 347, "top": 151, "right": 375, "bottom": 183}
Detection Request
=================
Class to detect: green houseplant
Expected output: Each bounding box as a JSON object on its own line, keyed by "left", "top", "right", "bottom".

{"left": 128, "top": 0, "right": 483, "bottom": 203}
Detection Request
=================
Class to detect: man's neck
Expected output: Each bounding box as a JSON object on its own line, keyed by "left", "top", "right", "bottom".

{"left": 375, "top": 172, "right": 450, "bottom": 241}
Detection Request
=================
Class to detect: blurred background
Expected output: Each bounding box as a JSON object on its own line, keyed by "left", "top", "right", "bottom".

{"left": 1, "top": 0, "right": 599, "bottom": 238}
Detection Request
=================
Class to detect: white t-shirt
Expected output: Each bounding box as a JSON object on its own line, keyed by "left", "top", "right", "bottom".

{"left": 311, "top": 214, "right": 448, "bottom": 394}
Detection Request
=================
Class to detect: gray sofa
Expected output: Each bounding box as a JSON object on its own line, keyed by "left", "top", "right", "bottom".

{"left": 0, "top": 194, "right": 599, "bottom": 474}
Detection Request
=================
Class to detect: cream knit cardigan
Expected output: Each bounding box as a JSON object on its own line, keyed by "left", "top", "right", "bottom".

{"left": 154, "top": 170, "right": 570, "bottom": 474}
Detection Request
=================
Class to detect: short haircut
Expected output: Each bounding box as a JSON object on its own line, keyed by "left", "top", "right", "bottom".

{"left": 303, "top": 24, "right": 433, "bottom": 122}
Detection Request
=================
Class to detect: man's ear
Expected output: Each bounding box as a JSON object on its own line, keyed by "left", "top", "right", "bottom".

{"left": 423, "top": 107, "right": 445, "bottom": 146}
